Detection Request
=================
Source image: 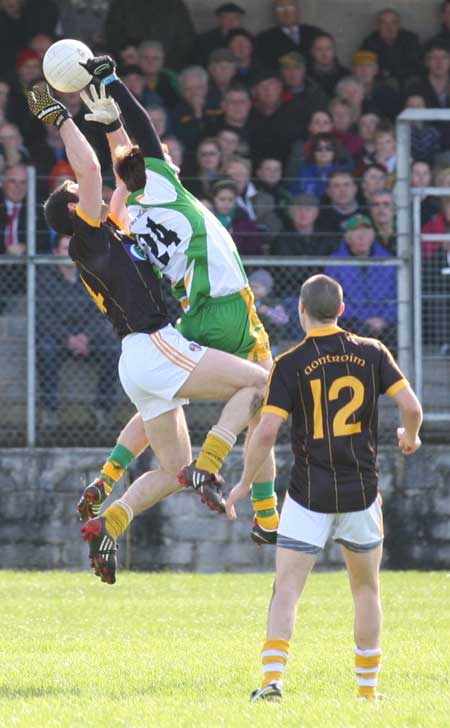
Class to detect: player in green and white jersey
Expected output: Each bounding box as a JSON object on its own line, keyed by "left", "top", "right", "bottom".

{"left": 77, "top": 56, "right": 278, "bottom": 544}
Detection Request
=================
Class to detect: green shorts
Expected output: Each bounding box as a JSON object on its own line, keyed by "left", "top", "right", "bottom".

{"left": 177, "top": 288, "right": 271, "bottom": 362}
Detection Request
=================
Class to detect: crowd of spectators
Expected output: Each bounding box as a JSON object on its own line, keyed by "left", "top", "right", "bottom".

{"left": 2, "top": 0, "right": 450, "bottom": 371}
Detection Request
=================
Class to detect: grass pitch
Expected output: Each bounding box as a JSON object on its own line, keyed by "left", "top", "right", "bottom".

{"left": 0, "top": 570, "right": 448, "bottom": 728}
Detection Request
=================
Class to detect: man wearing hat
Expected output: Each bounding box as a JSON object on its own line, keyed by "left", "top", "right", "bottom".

{"left": 194, "top": 3, "right": 246, "bottom": 66}
{"left": 280, "top": 50, "right": 328, "bottom": 135}
{"left": 324, "top": 213, "right": 397, "bottom": 345}
{"left": 256, "top": 0, "right": 324, "bottom": 72}
{"left": 360, "top": 8, "right": 421, "bottom": 88}
{"left": 351, "top": 50, "right": 401, "bottom": 121}
{"left": 207, "top": 48, "right": 238, "bottom": 105}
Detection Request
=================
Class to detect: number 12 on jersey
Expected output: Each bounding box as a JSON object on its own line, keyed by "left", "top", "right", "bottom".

{"left": 310, "top": 375, "right": 365, "bottom": 439}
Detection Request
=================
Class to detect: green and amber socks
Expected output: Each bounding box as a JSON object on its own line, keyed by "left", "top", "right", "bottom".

{"left": 261, "top": 639, "right": 289, "bottom": 688}
{"left": 196, "top": 425, "right": 237, "bottom": 474}
{"left": 251, "top": 481, "right": 279, "bottom": 532}
{"left": 99, "top": 444, "right": 135, "bottom": 493}
{"left": 355, "top": 646, "right": 382, "bottom": 699}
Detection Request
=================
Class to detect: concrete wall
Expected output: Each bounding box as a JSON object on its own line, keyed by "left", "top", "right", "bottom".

{"left": 188, "top": 0, "right": 442, "bottom": 64}
{"left": 1, "top": 443, "right": 449, "bottom": 574}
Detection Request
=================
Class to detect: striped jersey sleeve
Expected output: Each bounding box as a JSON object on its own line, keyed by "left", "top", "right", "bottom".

{"left": 379, "top": 343, "right": 409, "bottom": 396}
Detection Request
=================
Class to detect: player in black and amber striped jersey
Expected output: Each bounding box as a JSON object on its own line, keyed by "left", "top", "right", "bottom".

{"left": 227, "top": 274, "right": 423, "bottom": 703}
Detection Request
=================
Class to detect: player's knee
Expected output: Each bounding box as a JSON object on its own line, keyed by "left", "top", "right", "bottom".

{"left": 250, "top": 390, "right": 265, "bottom": 418}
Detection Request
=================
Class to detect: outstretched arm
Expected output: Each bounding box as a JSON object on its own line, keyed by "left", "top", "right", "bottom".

{"left": 27, "top": 83, "right": 102, "bottom": 220}
{"left": 81, "top": 56, "right": 164, "bottom": 160}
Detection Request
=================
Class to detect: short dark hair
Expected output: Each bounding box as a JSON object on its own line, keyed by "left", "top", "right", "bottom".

{"left": 44, "top": 180, "right": 78, "bottom": 235}
{"left": 301, "top": 274, "right": 343, "bottom": 321}
{"left": 115, "top": 145, "right": 146, "bottom": 192}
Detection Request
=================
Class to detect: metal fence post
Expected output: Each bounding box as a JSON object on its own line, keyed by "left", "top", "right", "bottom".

{"left": 395, "top": 116, "right": 412, "bottom": 380}
{"left": 412, "top": 193, "right": 423, "bottom": 401}
{"left": 26, "top": 166, "right": 37, "bottom": 447}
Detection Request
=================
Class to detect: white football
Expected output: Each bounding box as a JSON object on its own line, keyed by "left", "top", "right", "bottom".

{"left": 43, "top": 39, "right": 93, "bottom": 93}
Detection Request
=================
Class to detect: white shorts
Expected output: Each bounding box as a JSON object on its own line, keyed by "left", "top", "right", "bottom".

{"left": 118, "top": 324, "right": 207, "bottom": 421}
{"left": 278, "top": 493, "right": 383, "bottom": 554}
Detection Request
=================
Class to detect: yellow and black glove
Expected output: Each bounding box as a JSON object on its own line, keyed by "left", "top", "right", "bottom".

{"left": 27, "top": 83, "right": 71, "bottom": 129}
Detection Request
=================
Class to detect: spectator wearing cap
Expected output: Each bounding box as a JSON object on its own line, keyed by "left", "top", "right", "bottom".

{"left": 226, "top": 28, "right": 262, "bottom": 87}
{"left": 360, "top": 8, "right": 421, "bottom": 88}
{"left": 308, "top": 32, "right": 349, "bottom": 99}
{"left": 207, "top": 48, "right": 238, "bottom": 107}
{"left": 15, "top": 48, "right": 43, "bottom": 91}
{"left": 224, "top": 155, "right": 280, "bottom": 240}
{"left": 290, "top": 132, "right": 343, "bottom": 198}
{"left": 137, "top": 41, "right": 180, "bottom": 111}
{"left": 324, "top": 213, "right": 397, "bottom": 345}
{"left": 256, "top": 0, "right": 323, "bottom": 71}
{"left": 193, "top": 3, "right": 246, "bottom": 67}
{"left": 279, "top": 51, "right": 328, "bottom": 133}
{"left": 211, "top": 177, "right": 264, "bottom": 255}
{"left": 248, "top": 71, "right": 299, "bottom": 164}
{"left": 351, "top": 50, "right": 402, "bottom": 122}
{"left": 316, "top": 169, "right": 364, "bottom": 246}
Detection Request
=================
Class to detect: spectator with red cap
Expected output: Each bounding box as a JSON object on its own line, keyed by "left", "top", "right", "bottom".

{"left": 15, "top": 48, "right": 42, "bottom": 90}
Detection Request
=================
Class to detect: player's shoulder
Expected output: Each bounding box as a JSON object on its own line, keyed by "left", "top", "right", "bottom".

{"left": 340, "top": 329, "right": 387, "bottom": 355}
{"left": 273, "top": 338, "right": 310, "bottom": 370}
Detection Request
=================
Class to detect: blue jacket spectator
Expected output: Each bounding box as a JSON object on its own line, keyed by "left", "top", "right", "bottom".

{"left": 290, "top": 132, "right": 343, "bottom": 197}
{"left": 324, "top": 214, "right": 397, "bottom": 348}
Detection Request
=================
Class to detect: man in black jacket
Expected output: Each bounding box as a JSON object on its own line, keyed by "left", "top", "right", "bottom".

{"left": 256, "top": 0, "right": 323, "bottom": 70}
{"left": 194, "top": 3, "right": 246, "bottom": 67}
{"left": 360, "top": 8, "right": 421, "bottom": 88}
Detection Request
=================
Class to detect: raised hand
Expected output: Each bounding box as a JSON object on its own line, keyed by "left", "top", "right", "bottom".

{"left": 80, "top": 84, "right": 121, "bottom": 129}
{"left": 79, "top": 55, "right": 117, "bottom": 83}
{"left": 27, "top": 83, "right": 71, "bottom": 129}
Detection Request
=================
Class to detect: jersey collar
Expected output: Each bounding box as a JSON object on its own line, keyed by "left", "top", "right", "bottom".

{"left": 305, "top": 325, "right": 343, "bottom": 339}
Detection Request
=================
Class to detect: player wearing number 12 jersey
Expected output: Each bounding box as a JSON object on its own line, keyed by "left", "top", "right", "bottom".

{"left": 226, "top": 274, "right": 423, "bottom": 702}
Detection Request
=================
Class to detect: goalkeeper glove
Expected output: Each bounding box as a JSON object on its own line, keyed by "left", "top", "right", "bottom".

{"left": 27, "top": 83, "right": 71, "bottom": 129}
{"left": 80, "top": 84, "right": 122, "bottom": 132}
{"left": 79, "top": 55, "right": 118, "bottom": 85}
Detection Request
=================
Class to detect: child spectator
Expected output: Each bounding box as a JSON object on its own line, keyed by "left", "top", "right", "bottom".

{"left": 184, "top": 137, "right": 222, "bottom": 198}
{"left": 290, "top": 132, "right": 341, "bottom": 197}
{"left": 211, "top": 178, "right": 263, "bottom": 255}
{"left": 372, "top": 123, "right": 397, "bottom": 184}
{"left": 248, "top": 268, "right": 289, "bottom": 353}
{"left": 358, "top": 163, "right": 388, "bottom": 209}
{"left": 404, "top": 93, "right": 441, "bottom": 163}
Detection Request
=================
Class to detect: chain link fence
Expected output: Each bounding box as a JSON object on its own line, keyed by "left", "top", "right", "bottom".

{"left": 0, "top": 170, "right": 413, "bottom": 447}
